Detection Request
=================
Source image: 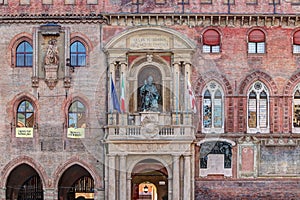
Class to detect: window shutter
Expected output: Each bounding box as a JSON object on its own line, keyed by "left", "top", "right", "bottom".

{"left": 294, "top": 31, "right": 300, "bottom": 45}
{"left": 249, "top": 30, "right": 265, "bottom": 42}
{"left": 203, "top": 30, "right": 220, "bottom": 46}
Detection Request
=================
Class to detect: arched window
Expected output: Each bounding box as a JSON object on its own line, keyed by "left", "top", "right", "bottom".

{"left": 293, "top": 30, "right": 300, "bottom": 54}
{"left": 293, "top": 84, "right": 300, "bottom": 131}
{"left": 68, "top": 101, "right": 86, "bottom": 128}
{"left": 70, "top": 41, "right": 86, "bottom": 67}
{"left": 202, "top": 81, "right": 224, "bottom": 133}
{"left": 17, "top": 100, "right": 34, "bottom": 127}
{"left": 247, "top": 81, "right": 269, "bottom": 133}
{"left": 16, "top": 41, "right": 33, "bottom": 67}
{"left": 248, "top": 29, "right": 265, "bottom": 54}
{"left": 202, "top": 29, "right": 221, "bottom": 53}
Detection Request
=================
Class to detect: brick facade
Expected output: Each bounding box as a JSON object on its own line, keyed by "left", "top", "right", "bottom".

{"left": 1, "top": 0, "right": 300, "bottom": 200}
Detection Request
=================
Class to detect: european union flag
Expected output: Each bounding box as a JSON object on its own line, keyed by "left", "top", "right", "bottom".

{"left": 111, "top": 79, "right": 121, "bottom": 113}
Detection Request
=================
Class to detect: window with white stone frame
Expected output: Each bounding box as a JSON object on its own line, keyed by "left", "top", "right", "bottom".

{"left": 202, "top": 81, "right": 224, "bottom": 133}
{"left": 202, "top": 29, "right": 221, "bottom": 53}
{"left": 248, "top": 29, "right": 266, "bottom": 54}
{"left": 292, "top": 84, "right": 300, "bottom": 132}
{"left": 247, "top": 81, "right": 269, "bottom": 133}
{"left": 293, "top": 30, "right": 300, "bottom": 54}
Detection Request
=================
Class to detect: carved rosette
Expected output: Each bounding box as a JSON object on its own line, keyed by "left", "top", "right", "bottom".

{"left": 31, "top": 76, "right": 39, "bottom": 88}
{"left": 140, "top": 112, "right": 160, "bottom": 138}
{"left": 64, "top": 76, "right": 71, "bottom": 88}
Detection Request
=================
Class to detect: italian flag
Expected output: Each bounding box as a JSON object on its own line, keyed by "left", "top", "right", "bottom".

{"left": 120, "top": 74, "right": 126, "bottom": 113}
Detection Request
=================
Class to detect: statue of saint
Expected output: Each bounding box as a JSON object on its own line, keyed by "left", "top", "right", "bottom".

{"left": 44, "top": 39, "right": 59, "bottom": 65}
{"left": 140, "top": 76, "right": 160, "bottom": 112}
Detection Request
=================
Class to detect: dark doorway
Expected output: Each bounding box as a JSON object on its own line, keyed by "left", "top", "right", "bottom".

{"left": 58, "top": 164, "right": 94, "bottom": 200}
{"left": 6, "top": 164, "right": 43, "bottom": 200}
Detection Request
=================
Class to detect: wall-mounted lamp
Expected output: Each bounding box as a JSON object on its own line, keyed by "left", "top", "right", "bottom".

{"left": 66, "top": 58, "right": 75, "bottom": 73}
{"left": 143, "top": 185, "right": 148, "bottom": 193}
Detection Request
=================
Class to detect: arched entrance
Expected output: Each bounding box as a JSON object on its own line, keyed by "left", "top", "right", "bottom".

{"left": 58, "top": 164, "right": 94, "bottom": 200}
{"left": 131, "top": 159, "right": 168, "bottom": 200}
{"left": 6, "top": 164, "right": 43, "bottom": 200}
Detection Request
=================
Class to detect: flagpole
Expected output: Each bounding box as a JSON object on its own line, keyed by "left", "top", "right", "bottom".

{"left": 186, "top": 71, "right": 189, "bottom": 115}
{"left": 176, "top": 71, "right": 179, "bottom": 125}
{"left": 121, "top": 72, "right": 124, "bottom": 125}
{"left": 109, "top": 72, "right": 113, "bottom": 124}
{"left": 110, "top": 72, "right": 113, "bottom": 113}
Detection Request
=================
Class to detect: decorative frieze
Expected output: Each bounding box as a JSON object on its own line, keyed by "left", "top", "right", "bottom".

{"left": 107, "top": 14, "right": 300, "bottom": 28}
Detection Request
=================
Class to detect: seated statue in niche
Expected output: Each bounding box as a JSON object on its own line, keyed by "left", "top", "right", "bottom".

{"left": 140, "top": 76, "right": 160, "bottom": 112}
{"left": 44, "top": 39, "right": 59, "bottom": 65}
{"left": 44, "top": 38, "right": 59, "bottom": 89}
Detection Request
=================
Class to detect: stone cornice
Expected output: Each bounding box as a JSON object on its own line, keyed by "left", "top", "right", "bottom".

{"left": 106, "top": 13, "right": 300, "bottom": 27}
{"left": 0, "top": 13, "right": 108, "bottom": 24}
{"left": 1, "top": 13, "right": 300, "bottom": 27}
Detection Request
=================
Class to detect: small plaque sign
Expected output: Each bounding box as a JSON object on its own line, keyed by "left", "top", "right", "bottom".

{"left": 16, "top": 128, "right": 33, "bottom": 138}
{"left": 67, "top": 128, "right": 85, "bottom": 138}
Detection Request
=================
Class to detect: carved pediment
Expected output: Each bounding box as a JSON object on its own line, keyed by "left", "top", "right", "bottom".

{"left": 105, "top": 27, "right": 196, "bottom": 51}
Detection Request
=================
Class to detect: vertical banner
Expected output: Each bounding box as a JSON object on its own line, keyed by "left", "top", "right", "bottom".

{"left": 111, "top": 77, "right": 121, "bottom": 113}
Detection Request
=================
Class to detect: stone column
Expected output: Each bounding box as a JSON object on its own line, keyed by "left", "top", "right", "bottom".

{"left": 168, "top": 177, "right": 173, "bottom": 200}
{"left": 108, "top": 154, "right": 116, "bottom": 200}
{"left": 173, "top": 62, "right": 180, "bottom": 125}
{"left": 172, "top": 154, "right": 180, "bottom": 200}
{"left": 119, "top": 155, "right": 127, "bottom": 200}
{"left": 44, "top": 188, "right": 56, "bottom": 200}
{"left": 94, "top": 188, "right": 105, "bottom": 200}
{"left": 127, "top": 175, "right": 132, "bottom": 200}
{"left": 184, "top": 63, "right": 192, "bottom": 125}
{"left": 0, "top": 188, "right": 6, "bottom": 200}
{"left": 183, "top": 155, "right": 191, "bottom": 200}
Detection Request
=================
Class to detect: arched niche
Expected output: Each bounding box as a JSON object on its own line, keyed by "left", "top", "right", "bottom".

{"left": 105, "top": 27, "right": 196, "bottom": 115}
{"left": 127, "top": 55, "right": 172, "bottom": 113}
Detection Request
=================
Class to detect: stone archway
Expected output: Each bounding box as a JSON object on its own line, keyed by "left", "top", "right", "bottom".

{"left": 6, "top": 164, "right": 44, "bottom": 200}
{"left": 131, "top": 159, "right": 168, "bottom": 200}
{"left": 58, "top": 164, "right": 95, "bottom": 200}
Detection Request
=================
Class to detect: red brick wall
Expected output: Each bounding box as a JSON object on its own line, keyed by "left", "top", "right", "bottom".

{"left": 195, "top": 180, "right": 300, "bottom": 199}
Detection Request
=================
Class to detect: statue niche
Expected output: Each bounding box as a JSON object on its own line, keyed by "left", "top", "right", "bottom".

{"left": 44, "top": 38, "right": 59, "bottom": 89}
{"left": 140, "top": 76, "right": 160, "bottom": 112}
{"left": 138, "top": 67, "right": 162, "bottom": 112}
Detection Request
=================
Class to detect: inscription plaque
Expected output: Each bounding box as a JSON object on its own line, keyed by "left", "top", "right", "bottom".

{"left": 129, "top": 35, "right": 170, "bottom": 49}
{"left": 259, "top": 145, "right": 300, "bottom": 176}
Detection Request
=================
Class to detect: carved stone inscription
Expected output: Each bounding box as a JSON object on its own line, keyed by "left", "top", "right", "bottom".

{"left": 259, "top": 146, "right": 300, "bottom": 176}
{"left": 129, "top": 35, "right": 170, "bottom": 49}
{"left": 241, "top": 146, "right": 254, "bottom": 172}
